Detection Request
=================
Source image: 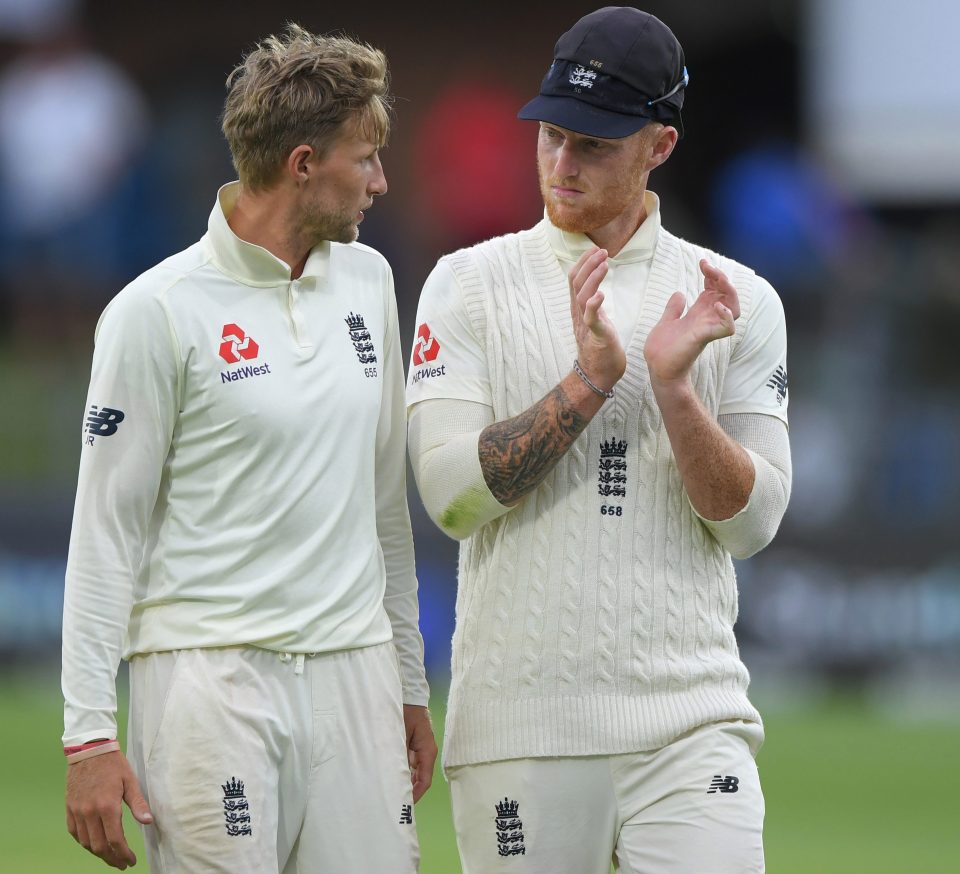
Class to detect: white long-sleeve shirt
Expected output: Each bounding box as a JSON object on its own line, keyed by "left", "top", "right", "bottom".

{"left": 62, "top": 183, "right": 428, "bottom": 746}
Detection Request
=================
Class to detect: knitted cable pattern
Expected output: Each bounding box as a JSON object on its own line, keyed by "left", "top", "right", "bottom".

{"left": 521, "top": 230, "right": 587, "bottom": 694}
{"left": 438, "top": 222, "right": 764, "bottom": 767}
{"left": 502, "top": 238, "right": 553, "bottom": 692}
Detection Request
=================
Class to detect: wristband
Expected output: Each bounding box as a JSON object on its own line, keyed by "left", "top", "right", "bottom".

{"left": 573, "top": 359, "right": 615, "bottom": 399}
{"left": 64, "top": 739, "right": 120, "bottom": 764}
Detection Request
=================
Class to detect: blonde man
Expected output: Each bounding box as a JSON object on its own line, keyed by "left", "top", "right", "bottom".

{"left": 407, "top": 7, "right": 790, "bottom": 873}
{"left": 62, "top": 24, "right": 435, "bottom": 872}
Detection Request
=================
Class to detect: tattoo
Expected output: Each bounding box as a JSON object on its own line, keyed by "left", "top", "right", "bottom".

{"left": 479, "top": 385, "right": 588, "bottom": 505}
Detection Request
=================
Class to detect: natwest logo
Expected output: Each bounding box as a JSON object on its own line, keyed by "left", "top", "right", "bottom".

{"left": 219, "top": 324, "right": 260, "bottom": 364}
{"left": 412, "top": 323, "right": 440, "bottom": 366}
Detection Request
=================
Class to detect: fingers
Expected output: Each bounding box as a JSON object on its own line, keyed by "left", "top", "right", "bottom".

{"left": 403, "top": 705, "right": 438, "bottom": 804}
{"left": 713, "top": 301, "right": 736, "bottom": 337}
{"left": 699, "top": 258, "right": 741, "bottom": 319}
{"left": 76, "top": 812, "right": 131, "bottom": 869}
{"left": 408, "top": 731, "right": 438, "bottom": 803}
{"left": 123, "top": 770, "right": 154, "bottom": 825}
{"left": 103, "top": 804, "right": 137, "bottom": 867}
{"left": 699, "top": 257, "right": 731, "bottom": 289}
{"left": 66, "top": 754, "right": 144, "bottom": 869}
{"left": 658, "top": 291, "right": 686, "bottom": 323}
{"left": 570, "top": 247, "right": 608, "bottom": 294}
{"left": 71, "top": 811, "right": 89, "bottom": 849}
{"left": 411, "top": 733, "right": 438, "bottom": 803}
{"left": 582, "top": 288, "right": 606, "bottom": 325}
{"left": 568, "top": 247, "right": 608, "bottom": 313}
{"left": 410, "top": 750, "right": 434, "bottom": 803}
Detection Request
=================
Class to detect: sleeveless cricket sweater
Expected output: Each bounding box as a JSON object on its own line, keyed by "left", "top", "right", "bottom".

{"left": 441, "top": 222, "right": 762, "bottom": 768}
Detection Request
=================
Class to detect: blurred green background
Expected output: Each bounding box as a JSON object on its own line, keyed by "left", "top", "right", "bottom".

{"left": 3, "top": 1, "right": 960, "bottom": 871}
{"left": 7, "top": 671, "right": 958, "bottom": 873}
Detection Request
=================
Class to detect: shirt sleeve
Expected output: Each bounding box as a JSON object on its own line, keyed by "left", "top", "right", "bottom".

{"left": 718, "top": 274, "right": 789, "bottom": 424}
{"left": 694, "top": 413, "right": 792, "bottom": 559}
{"left": 407, "top": 397, "right": 511, "bottom": 541}
{"left": 405, "top": 259, "right": 491, "bottom": 407}
{"left": 376, "top": 269, "right": 430, "bottom": 706}
{"left": 62, "top": 281, "right": 181, "bottom": 746}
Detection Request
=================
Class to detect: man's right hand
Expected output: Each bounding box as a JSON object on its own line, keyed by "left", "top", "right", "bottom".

{"left": 568, "top": 246, "right": 626, "bottom": 393}
{"left": 66, "top": 750, "right": 153, "bottom": 870}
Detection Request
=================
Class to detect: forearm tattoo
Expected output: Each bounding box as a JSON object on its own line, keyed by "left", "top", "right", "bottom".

{"left": 478, "top": 385, "right": 588, "bottom": 505}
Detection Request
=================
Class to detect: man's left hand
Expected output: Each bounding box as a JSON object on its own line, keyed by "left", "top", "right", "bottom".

{"left": 403, "top": 704, "right": 438, "bottom": 803}
{"left": 645, "top": 259, "right": 740, "bottom": 387}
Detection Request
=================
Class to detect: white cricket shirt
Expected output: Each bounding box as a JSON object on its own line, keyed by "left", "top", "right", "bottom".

{"left": 63, "top": 183, "right": 427, "bottom": 746}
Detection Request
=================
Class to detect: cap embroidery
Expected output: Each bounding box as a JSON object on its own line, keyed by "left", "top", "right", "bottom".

{"left": 568, "top": 65, "right": 597, "bottom": 88}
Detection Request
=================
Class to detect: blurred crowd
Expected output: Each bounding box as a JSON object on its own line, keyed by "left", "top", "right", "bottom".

{"left": 1, "top": 0, "right": 958, "bottom": 696}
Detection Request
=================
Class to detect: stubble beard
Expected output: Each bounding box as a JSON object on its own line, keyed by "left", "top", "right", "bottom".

{"left": 303, "top": 201, "right": 359, "bottom": 245}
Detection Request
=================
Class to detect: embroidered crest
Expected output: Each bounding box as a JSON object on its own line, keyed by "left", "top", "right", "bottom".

{"left": 344, "top": 312, "right": 377, "bottom": 364}
{"left": 221, "top": 777, "right": 252, "bottom": 837}
{"left": 495, "top": 797, "right": 526, "bottom": 857}
{"left": 598, "top": 439, "right": 628, "bottom": 499}
{"left": 569, "top": 65, "right": 597, "bottom": 88}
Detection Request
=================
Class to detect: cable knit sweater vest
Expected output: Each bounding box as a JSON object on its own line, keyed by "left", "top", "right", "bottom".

{"left": 441, "top": 220, "right": 762, "bottom": 768}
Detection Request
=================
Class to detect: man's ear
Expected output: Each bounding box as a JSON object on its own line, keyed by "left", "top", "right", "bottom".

{"left": 648, "top": 126, "right": 678, "bottom": 171}
{"left": 286, "top": 144, "right": 314, "bottom": 183}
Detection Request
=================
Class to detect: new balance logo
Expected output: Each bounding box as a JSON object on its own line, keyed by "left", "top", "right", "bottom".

{"left": 84, "top": 406, "right": 125, "bottom": 444}
{"left": 222, "top": 776, "right": 252, "bottom": 836}
{"left": 399, "top": 804, "right": 413, "bottom": 825}
{"left": 766, "top": 365, "right": 788, "bottom": 405}
{"left": 707, "top": 775, "right": 740, "bottom": 794}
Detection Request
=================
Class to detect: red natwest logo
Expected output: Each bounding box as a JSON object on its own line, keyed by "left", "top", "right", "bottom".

{"left": 219, "top": 324, "right": 259, "bottom": 364}
{"left": 412, "top": 323, "right": 440, "bottom": 366}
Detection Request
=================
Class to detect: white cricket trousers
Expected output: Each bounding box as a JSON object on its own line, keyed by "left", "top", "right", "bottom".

{"left": 127, "top": 643, "right": 419, "bottom": 873}
{"left": 448, "top": 720, "right": 764, "bottom": 874}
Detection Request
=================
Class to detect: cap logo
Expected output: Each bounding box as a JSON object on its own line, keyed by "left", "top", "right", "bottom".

{"left": 589, "top": 60, "right": 603, "bottom": 69}
{"left": 568, "top": 65, "right": 597, "bottom": 89}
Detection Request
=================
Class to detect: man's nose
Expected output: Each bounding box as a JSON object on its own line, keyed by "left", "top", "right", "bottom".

{"left": 554, "top": 142, "right": 579, "bottom": 178}
{"left": 370, "top": 156, "right": 387, "bottom": 196}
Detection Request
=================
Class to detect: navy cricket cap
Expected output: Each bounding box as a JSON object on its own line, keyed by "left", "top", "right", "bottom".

{"left": 518, "top": 6, "right": 688, "bottom": 139}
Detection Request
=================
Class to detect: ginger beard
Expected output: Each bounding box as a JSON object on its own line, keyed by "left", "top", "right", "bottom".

{"left": 538, "top": 131, "right": 652, "bottom": 235}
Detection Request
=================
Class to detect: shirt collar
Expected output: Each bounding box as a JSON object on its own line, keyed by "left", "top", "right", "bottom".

{"left": 544, "top": 190, "right": 661, "bottom": 265}
{"left": 205, "top": 181, "right": 329, "bottom": 286}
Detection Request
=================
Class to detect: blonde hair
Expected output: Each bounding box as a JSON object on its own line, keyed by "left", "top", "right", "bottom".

{"left": 222, "top": 23, "right": 391, "bottom": 190}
